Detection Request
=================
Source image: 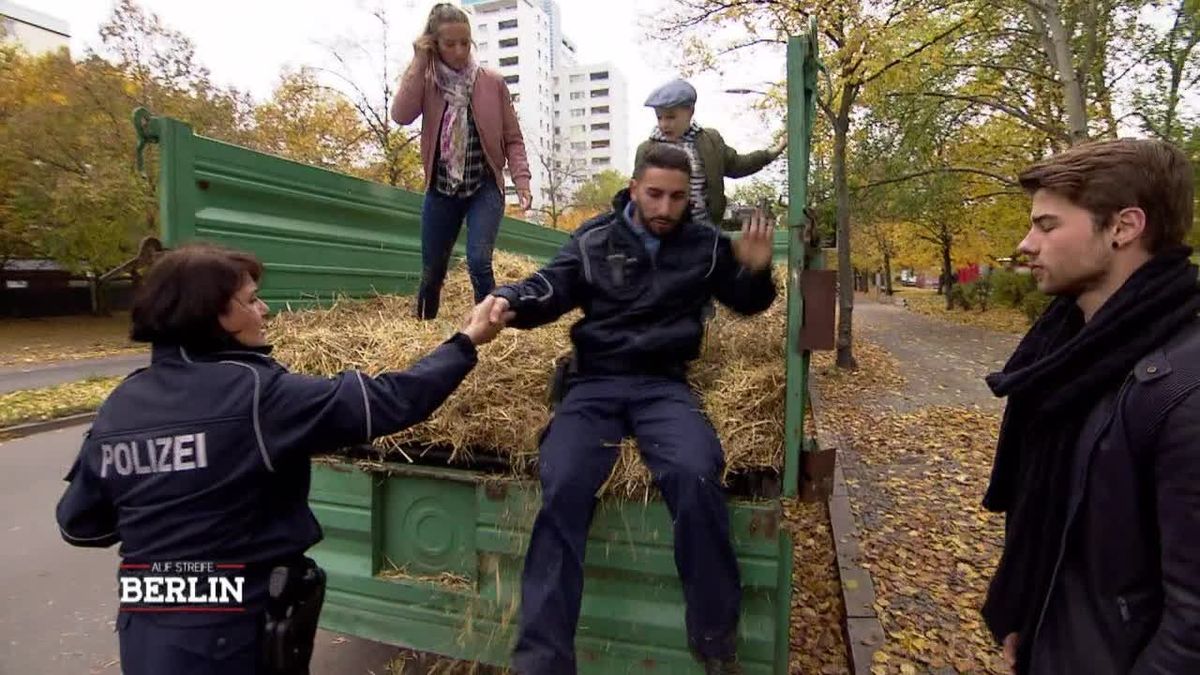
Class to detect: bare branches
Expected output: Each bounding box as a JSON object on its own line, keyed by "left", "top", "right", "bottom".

{"left": 853, "top": 167, "right": 1020, "bottom": 192}
{"left": 889, "top": 91, "right": 1069, "bottom": 140}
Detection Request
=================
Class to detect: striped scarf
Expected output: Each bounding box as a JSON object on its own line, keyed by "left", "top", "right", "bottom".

{"left": 650, "top": 122, "right": 709, "bottom": 225}
{"left": 432, "top": 57, "right": 479, "bottom": 192}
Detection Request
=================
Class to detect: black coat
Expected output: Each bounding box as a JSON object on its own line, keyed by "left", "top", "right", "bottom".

{"left": 1029, "top": 315, "right": 1200, "bottom": 673}
{"left": 56, "top": 336, "right": 477, "bottom": 613}
{"left": 492, "top": 189, "right": 776, "bottom": 378}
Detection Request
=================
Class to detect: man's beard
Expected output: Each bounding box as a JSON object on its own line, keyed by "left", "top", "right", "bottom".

{"left": 635, "top": 203, "right": 680, "bottom": 235}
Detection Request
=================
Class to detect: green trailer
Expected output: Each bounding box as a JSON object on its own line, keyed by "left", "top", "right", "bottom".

{"left": 134, "top": 25, "right": 825, "bottom": 675}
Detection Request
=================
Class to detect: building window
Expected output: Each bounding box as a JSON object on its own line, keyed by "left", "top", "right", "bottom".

{"left": 506, "top": 185, "right": 518, "bottom": 195}
{"left": 592, "top": 157, "right": 611, "bottom": 166}
{"left": 592, "top": 140, "right": 610, "bottom": 149}
{"left": 591, "top": 106, "right": 610, "bottom": 115}
{"left": 569, "top": 74, "right": 584, "bottom": 83}
{"left": 478, "top": 42, "right": 489, "bottom": 50}
{"left": 591, "top": 89, "right": 609, "bottom": 98}
{"left": 572, "top": 125, "right": 587, "bottom": 133}
{"left": 477, "top": 24, "right": 488, "bottom": 33}
{"left": 553, "top": 94, "right": 559, "bottom": 102}
{"left": 571, "top": 108, "right": 585, "bottom": 117}
{"left": 499, "top": 37, "right": 518, "bottom": 48}
{"left": 570, "top": 91, "right": 585, "bottom": 100}
{"left": 504, "top": 74, "right": 519, "bottom": 84}
{"left": 590, "top": 71, "right": 609, "bottom": 81}
{"left": 571, "top": 142, "right": 587, "bottom": 150}
{"left": 499, "top": 19, "right": 518, "bottom": 30}
{"left": 499, "top": 56, "right": 518, "bottom": 67}
{"left": 591, "top": 122, "right": 610, "bottom": 131}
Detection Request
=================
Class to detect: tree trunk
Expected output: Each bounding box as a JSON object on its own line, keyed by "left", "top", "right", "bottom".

{"left": 942, "top": 239, "right": 955, "bottom": 310}
{"left": 833, "top": 97, "right": 856, "bottom": 369}
{"left": 883, "top": 252, "right": 894, "bottom": 295}
{"left": 1037, "top": 0, "right": 1090, "bottom": 144}
{"left": 89, "top": 274, "right": 108, "bottom": 316}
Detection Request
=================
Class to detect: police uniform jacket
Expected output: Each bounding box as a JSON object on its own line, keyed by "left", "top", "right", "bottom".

{"left": 55, "top": 333, "right": 477, "bottom": 608}
{"left": 492, "top": 189, "right": 776, "bottom": 379}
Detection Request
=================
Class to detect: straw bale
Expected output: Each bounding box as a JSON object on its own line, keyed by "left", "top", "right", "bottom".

{"left": 272, "top": 251, "right": 788, "bottom": 495}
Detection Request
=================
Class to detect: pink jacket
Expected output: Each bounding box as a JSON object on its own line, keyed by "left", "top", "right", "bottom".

{"left": 391, "top": 55, "right": 531, "bottom": 194}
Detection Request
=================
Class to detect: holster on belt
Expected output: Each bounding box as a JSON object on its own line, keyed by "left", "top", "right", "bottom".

{"left": 262, "top": 557, "right": 326, "bottom": 675}
{"left": 548, "top": 351, "right": 578, "bottom": 409}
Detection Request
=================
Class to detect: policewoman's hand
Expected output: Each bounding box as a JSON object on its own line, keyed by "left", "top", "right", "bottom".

{"left": 461, "top": 296, "right": 513, "bottom": 346}
{"left": 732, "top": 207, "right": 775, "bottom": 273}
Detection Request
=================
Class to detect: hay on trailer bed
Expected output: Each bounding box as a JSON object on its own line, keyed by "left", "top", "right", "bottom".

{"left": 271, "top": 251, "right": 787, "bottom": 496}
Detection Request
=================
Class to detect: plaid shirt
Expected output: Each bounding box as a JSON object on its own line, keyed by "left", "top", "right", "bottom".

{"left": 435, "top": 105, "right": 488, "bottom": 198}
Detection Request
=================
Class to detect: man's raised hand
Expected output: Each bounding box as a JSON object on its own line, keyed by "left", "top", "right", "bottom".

{"left": 732, "top": 207, "right": 775, "bottom": 273}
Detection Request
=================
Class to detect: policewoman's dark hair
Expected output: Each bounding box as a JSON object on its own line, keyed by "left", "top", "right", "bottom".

{"left": 634, "top": 144, "right": 692, "bottom": 180}
{"left": 130, "top": 244, "right": 263, "bottom": 349}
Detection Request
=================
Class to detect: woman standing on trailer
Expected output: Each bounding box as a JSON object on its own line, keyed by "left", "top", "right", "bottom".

{"left": 392, "top": 3, "right": 533, "bottom": 320}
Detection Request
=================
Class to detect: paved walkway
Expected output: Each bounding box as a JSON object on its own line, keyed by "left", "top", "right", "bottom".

{"left": 853, "top": 299, "right": 1021, "bottom": 413}
{"left": 0, "top": 353, "right": 148, "bottom": 394}
{"left": 826, "top": 297, "right": 1023, "bottom": 673}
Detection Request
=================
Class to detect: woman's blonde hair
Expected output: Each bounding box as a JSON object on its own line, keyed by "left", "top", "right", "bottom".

{"left": 423, "top": 2, "right": 470, "bottom": 39}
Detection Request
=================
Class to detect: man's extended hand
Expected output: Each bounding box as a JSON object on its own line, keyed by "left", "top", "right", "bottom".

{"left": 1003, "top": 633, "right": 1018, "bottom": 674}
{"left": 460, "top": 296, "right": 514, "bottom": 346}
{"left": 732, "top": 207, "right": 775, "bottom": 273}
{"left": 517, "top": 188, "right": 532, "bottom": 211}
{"left": 770, "top": 133, "right": 788, "bottom": 158}
{"left": 487, "top": 296, "right": 513, "bottom": 324}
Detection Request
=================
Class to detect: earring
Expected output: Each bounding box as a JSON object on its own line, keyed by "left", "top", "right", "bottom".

{"left": 1112, "top": 241, "right": 1120, "bottom": 249}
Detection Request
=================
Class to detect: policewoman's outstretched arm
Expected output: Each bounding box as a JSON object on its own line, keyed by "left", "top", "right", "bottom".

{"left": 260, "top": 297, "right": 511, "bottom": 458}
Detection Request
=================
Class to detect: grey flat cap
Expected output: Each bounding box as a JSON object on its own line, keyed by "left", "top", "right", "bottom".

{"left": 644, "top": 78, "right": 697, "bottom": 108}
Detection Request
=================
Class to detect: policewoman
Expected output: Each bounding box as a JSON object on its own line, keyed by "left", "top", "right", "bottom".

{"left": 55, "top": 244, "right": 510, "bottom": 674}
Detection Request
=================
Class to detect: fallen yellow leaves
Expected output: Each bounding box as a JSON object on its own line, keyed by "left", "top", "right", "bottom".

{"left": 0, "top": 376, "right": 121, "bottom": 428}
{"left": 813, "top": 337, "right": 1010, "bottom": 674}
{"left": 896, "top": 291, "right": 1029, "bottom": 335}
{"left": 785, "top": 499, "right": 848, "bottom": 674}
{"left": 0, "top": 314, "right": 142, "bottom": 366}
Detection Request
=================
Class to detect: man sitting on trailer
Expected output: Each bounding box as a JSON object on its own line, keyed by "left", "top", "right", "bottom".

{"left": 487, "top": 144, "right": 778, "bottom": 675}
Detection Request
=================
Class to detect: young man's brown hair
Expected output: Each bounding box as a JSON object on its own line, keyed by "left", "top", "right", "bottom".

{"left": 1017, "top": 138, "right": 1194, "bottom": 252}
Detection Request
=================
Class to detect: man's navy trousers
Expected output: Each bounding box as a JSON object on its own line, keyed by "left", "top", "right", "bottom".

{"left": 511, "top": 375, "right": 741, "bottom": 674}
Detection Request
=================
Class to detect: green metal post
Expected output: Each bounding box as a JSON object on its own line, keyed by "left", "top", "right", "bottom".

{"left": 775, "top": 19, "right": 820, "bottom": 673}
{"left": 782, "top": 21, "right": 819, "bottom": 499}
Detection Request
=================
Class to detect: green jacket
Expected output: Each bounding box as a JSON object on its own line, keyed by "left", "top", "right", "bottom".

{"left": 635, "top": 127, "right": 778, "bottom": 227}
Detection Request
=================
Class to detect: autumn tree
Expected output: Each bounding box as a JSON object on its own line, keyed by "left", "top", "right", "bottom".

{"left": 0, "top": 50, "right": 153, "bottom": 311}
{"left": 532, "top": 153, "right": 589, "bottom": 229}
{"left": 1133, "top": 0, "right": 1200, "bottom": 144}
{"left": 316, "top": 2, "right": 423, "bottom": 189}
{"left": 252, "top": 68, "right": 370, "bottom": 172}
{"left": 573, "top": 169, "right": 629, "bottom": 212}
{"left": 658, "top": 0, "right": 975, "bottom": 368}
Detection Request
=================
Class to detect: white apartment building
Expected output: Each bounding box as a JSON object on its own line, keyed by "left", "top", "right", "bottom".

{"left": 461, "top": 0, "right": 628, "bottom": 212}
{"left": 465, "top": 0, "right": 556, "bottom": 205}
{"left": 554, "top": 62, "right": 630, "bottom": 178}
{"left": 0, "top": 1, "right": 70, "bottom": 55}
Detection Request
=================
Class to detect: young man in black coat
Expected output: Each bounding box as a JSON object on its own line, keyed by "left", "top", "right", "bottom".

{"left": 982, "top": 138, "right": 1200, "bottom": 674}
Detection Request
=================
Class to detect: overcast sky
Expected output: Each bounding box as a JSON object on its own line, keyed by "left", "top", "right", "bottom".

{"left": 34, "top": 0, "right": 789, "bottom": 184}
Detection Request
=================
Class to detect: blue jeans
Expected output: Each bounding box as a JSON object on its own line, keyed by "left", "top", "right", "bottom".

{"left": 511, "top": 377, "right": 741, "bottom": 674}
{"left": 417, "top": 182, "right": 505, "bottom": 319}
